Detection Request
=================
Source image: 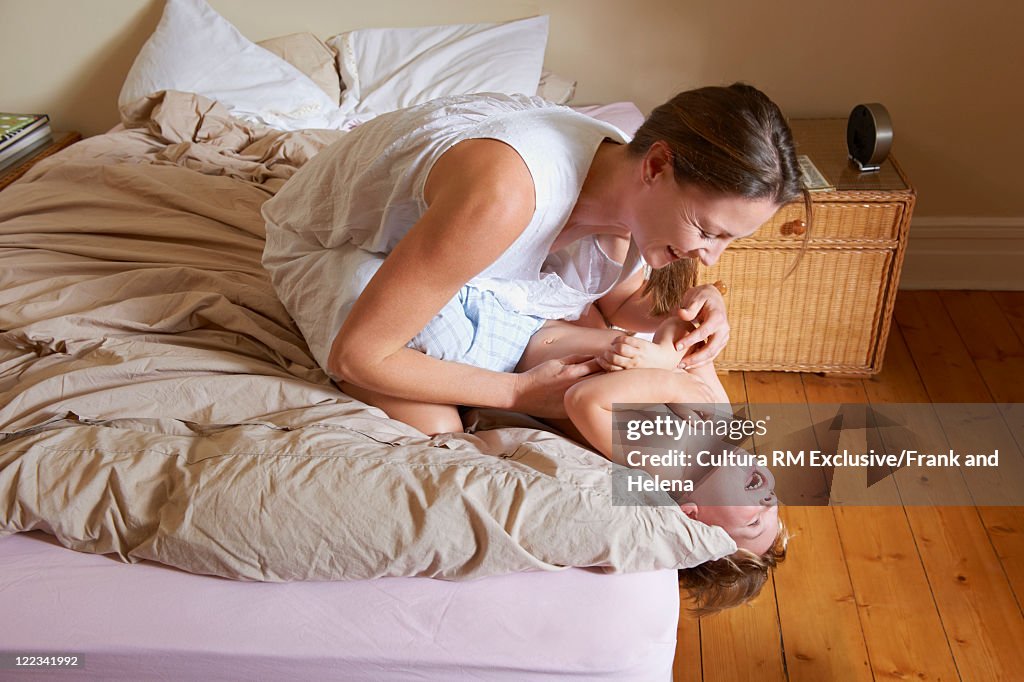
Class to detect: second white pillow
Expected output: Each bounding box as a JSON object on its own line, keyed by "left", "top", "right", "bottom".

{"left": 119, "top": 0, "right": 345, "bottom": 131}
{"left": 329, "top": 16, "right": 549, "bottom": 118}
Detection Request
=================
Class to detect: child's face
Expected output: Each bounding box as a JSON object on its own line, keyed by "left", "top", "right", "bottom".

{"left": 681, "top": 463, "right": 780, "bottom": 555}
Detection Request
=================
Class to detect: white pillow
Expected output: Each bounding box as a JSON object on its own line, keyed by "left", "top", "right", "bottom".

{"left": 329, "top": 16, "right": 549, "bottom": 118}
{"left": 118, "top": 0, "right": 345, "bottom": 131}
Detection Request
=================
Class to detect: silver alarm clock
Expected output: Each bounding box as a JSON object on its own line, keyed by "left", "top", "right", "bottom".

{"left": 847, "top": 103, "right": 893, "bottom": 172}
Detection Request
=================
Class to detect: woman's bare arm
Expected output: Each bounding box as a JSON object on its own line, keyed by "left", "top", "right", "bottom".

{"left": 327, "top": 139, "right": 597, "bottom": 417}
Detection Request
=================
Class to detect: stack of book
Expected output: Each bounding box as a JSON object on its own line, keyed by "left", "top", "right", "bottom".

{"left": 0, "top": 113, "right": 53, "bottom": 173}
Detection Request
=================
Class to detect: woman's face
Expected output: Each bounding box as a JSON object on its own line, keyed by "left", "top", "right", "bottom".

{"left": 681, "top": 463, "right": 780, "bottom": 555}
{"left": 630, "top": 142, "right": 781, "bottom": 269}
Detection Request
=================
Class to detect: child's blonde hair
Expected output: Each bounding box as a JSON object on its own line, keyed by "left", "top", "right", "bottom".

{"left": 677, "top": 517, "right": 789, "bottom": 616}
{"left": 643, "top": 257, "right": 699, "bottom": 318}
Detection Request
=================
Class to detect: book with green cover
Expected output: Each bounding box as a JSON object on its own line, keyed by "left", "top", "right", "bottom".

{"left": 0, "top": 131, "right": 54, "bottom": 173}
{"left": 0, "top": 125, "right": 53, "bottom": 170}
{"left": 0, "top": 113, "right": 50, "bottom": 145}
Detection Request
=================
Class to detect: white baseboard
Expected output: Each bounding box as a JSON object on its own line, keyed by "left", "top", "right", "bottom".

{"left": 899, "top": 217, "right": 1024, "bottom": 290}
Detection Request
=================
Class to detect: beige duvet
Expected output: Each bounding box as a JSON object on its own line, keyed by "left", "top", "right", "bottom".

{"left": 0, "top": 91, "right": 735, "bottom": 581}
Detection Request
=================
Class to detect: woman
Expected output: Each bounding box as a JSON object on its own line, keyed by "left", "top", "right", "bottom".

{"left": 264, "top": 83, "right": 800, "bottom": 613}
{"left": 262, "top": 83, "right": 802, "bottom": 436}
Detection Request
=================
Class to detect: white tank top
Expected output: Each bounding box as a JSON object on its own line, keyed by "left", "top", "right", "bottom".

{"left": 262, "top": 94, "right": 642, "bottom": 367}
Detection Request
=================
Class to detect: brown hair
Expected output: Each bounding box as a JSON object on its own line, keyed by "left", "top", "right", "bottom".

{"left": 678, "top": 517, "right": 789, "bottom": 616}
{"left": 628, "top": 83, "right": 809, "bottom": 316}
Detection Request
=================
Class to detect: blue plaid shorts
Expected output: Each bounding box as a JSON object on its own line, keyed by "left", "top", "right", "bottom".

{"left": 407, "top": 285, "right": 547, "bottom": 373}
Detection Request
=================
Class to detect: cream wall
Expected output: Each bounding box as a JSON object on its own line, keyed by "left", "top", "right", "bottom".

{"left": 2, "top": 0, "right": 1023, "bottom": 286}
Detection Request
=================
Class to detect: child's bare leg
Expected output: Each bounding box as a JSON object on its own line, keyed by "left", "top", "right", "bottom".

{"left": 519, "top": 319, "right": 730, "bottom": 402}
{"left": 517, "top": 319, "right": 731, "bottom": 449}
{"left": 515, "top": 320, "right": 623, "bottom": 372}
{"left": 683, "top": 361, "right": 731, "bottom": 406}
{"left": 563, "top": 368, "right": 718, "bottom": 461}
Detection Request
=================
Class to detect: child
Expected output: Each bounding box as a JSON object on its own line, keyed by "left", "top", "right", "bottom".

{"left": 516, "top": 312, "right": 789, "bottom": 615}
{"left": 342, "top": 297, "right": 789, "bottom": 613}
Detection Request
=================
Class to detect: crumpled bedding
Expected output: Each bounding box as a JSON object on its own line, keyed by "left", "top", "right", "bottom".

{"left": 0, "top": 91, "right": 735, "bottom": 581}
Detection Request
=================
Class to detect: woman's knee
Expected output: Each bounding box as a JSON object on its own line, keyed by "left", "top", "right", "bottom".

{"left": 409, "top": 410, "right": 465, "bottom": 437}
{"left": 340, "top": 381, "right": 463, "bottom": 436}
{"left": 382, "top": 403, "right": 464, "bottom": 437}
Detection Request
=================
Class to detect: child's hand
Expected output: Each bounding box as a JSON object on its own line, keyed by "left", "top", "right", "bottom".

{"left": 596, "top": 334, "right": 684, "bottom": 372}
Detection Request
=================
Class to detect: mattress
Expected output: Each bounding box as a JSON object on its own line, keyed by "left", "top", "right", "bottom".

{"left": 0, "top": 531, "right": 678, "bottom": 681}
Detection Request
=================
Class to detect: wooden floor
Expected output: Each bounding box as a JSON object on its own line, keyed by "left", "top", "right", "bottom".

{"left": 674, "top": 290, "right": 1024, "bottom": 681}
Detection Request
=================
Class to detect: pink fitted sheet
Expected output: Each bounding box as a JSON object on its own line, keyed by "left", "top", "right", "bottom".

{"left": 572, "top": 102, "right": 645, "bottom": 137}
{"left": 0, "top": 532, "right": 678, "bottom": 681}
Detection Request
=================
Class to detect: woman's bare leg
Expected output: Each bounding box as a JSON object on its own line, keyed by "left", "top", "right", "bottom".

{"left": 339, "top": 381, "right": 463, "bottom": 437}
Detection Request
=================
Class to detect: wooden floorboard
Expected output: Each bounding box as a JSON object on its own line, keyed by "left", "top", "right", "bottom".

{"left": 800, "top": 374, "right": 916, "bottom": 682}
{"left": 858, "top": 326, "right": 963, "bottom": 681}
{"left": 894, "top": 290, "right": 1024, "bottom": 680}
{"left": 894, "top": 291, "right": 990, "bottom": 402}
{"left": 693, "top": 371, "right": 788, "bottom": 682}
{"left": 746, "top": 372, "right": 871, "bottom": 681}
{"left": 675, "top": 371, "right": 750, "bottom": 680}
{"left": 992, "top": 291, "right": 1024, "bottom": 347}
{"left": 939, "top": 291, "right": 1024, "bottom": 614}
{"left": 940, "top": 291, "right": 1024, "bottom": 403}
{"left": 699, "top": 577, "right": 787, "bottom": 682}
{"left": 675, "top": 608, "right": 703, "bottom": 682}
{"left": 671, "top": 290, "right": 1024, "bottom": 680}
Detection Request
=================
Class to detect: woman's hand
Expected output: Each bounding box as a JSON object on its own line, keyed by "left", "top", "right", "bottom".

{"left": 674, "top": 283, "right": 730, "bottom": 368}
{"left": 513, "top": 354, "right": 603, "bottom": 418}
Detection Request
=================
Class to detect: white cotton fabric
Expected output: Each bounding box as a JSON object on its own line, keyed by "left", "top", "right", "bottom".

{"left": 328, "top": 17, "right": 549, "bottom": 119}
{"left": 262, "top": 93, "right": 642, "bottom": 373}
{"left": 118, "top": 0, "right": 346, "bottom": 131}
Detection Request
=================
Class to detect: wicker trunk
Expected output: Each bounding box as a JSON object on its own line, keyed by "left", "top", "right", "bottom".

{"left": 702, "top": 118, "right": 916, "bottom": 375}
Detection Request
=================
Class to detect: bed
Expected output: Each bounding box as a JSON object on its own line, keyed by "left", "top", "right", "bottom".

{"left": 0, "top": 1, "right": 736, "bottom": 678}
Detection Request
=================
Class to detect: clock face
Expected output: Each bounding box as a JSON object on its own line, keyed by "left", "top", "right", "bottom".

{"left": 847, "top": 106, "right": 876, "bottom": 163}
{"left": 846, "top": 103, "right": 893, "bottom": 171}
